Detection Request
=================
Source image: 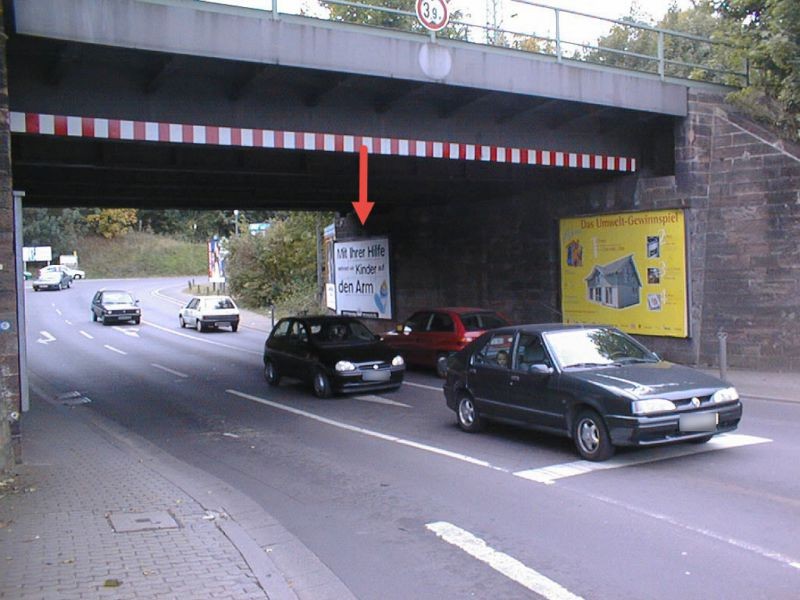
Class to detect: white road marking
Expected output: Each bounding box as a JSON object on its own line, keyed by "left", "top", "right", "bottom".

{"left": 513, "top": 434, "right": 772, "bottom": 485}
{"left": 37, "top": 331, "right": 56, "bottom": 345}
{"left": 144, "top": 320, "right": 261, "bottom": 355}
{"left": 151, "top": 363, "right": 189, "bottom": 378}
{"left": 227, "top": 389, "right": 502, "bottom": 470}
{"left": 151, "top": 287, "right": 186, "bottom": 307}
{"left": 403, "top": 380, "right": 442, "bottom": 392}
{"left": 55, "top": 309, "right": 62, "bottom": 316}
{"left": 79, "top": 330, "right": 94, "bottom": 340}
{"left": 103, "top": 344, "right": 127, "bottom": 355}
{"left": 426, "top": 521, "right": 584, "bottom": 600}
{"left": 64, "top": 319, "right": 73, "bottom": 326}
{"left": 585, "top": 492, "right": 800, "bottom": 572}
{"left": 113, "top": 326, "right": 140, "bottom": 338}
{"left": 353, "top": 395, "right": 411, "bottom": 408}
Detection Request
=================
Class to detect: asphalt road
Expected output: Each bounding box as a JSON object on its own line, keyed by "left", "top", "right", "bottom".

{"left": 23, "top": 277, "right": 800, "bottom": 599}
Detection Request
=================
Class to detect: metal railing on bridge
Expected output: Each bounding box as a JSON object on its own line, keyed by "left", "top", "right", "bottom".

{"left": 204, "top": 0, "right": 748, "bottom": 87}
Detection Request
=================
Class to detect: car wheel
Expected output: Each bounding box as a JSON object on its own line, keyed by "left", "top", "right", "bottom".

{"left": 312, "top": 369, "right": 332, "bottom": 399}
{"left": 179, "top": 316, "right": 186, "bottom": 328}
{"left": 456, "top": 394, "right": 484, "bottom": 433}
{"left": 231, "top": 322, "right": 239, "bottom": 332}
{"left": 133, "top": 317, "right": 141, "bottom": 325}
{"left": 196, "top": 319, "right": 203, "bottom": 333}
{"left": 688, "top": 434, "right": 713, "bottom": 444}
{"left": 435, "top": 353, "right": 449, "bottom": 378}
{"left": 573, "top": 409, "right": 614, "bottom": 461}
{"left": 264, "top": 359, "right": 280, "bottom": 386}
{"left": 92, "top": 312, "right": 97, "bottom": 322}
{"left": 101, "top": 316, "right": 109, "bottom": 326}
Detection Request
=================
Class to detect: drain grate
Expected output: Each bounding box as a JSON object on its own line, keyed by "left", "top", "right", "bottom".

{"left": 57, "top": 391, "right": 92, "bottom": 406}
{"left": 108, "top": 511, "right": 180, "bottom": 533}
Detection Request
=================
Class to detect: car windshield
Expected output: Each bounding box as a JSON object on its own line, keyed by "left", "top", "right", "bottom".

{"left": 310, "top": 320, "right": 376, "bottom": 344}
{"left": 103, "top": 292, "right": 135, "bottom": 304}
{"left": 544, "top": 328, "right": 658, "bottom": 369}
{"left": 204, "top": 298, "right": 236, "bottom": 309}
{"left": 460, "top": 312, "right": 507, "bottom": 331}
{"left": 40, "top": 272, "right": 61, "bottom": 281}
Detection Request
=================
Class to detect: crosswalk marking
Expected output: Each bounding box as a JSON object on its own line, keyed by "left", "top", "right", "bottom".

{"left": 514, "top": 434, "right": 772, "bottom": 485}
{"left": 353, "top": 395, "right": 411, "bottom": 408}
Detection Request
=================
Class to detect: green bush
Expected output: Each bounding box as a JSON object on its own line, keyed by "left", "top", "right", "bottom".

{"left": 227, "top": 213, "right": 331, "bottom": 315}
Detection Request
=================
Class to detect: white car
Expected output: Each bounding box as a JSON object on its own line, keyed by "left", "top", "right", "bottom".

{"left": 179, "top": 295, "right": 240, "bottom": 332}
{"left": 40, "top": 264, "right": 86, "bottom": 280}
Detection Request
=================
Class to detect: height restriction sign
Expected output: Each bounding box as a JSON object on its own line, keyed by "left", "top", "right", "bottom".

{"left": 416, "top": 0, "right": 449, "bottom": 32}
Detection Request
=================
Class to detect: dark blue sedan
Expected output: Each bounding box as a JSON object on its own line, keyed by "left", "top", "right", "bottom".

{"left": 443, "top": 323, "right": 743, "bottom": 461}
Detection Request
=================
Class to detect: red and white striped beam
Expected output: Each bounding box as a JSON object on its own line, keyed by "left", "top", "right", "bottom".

{"left": 10, "top": 111, "right": 637, "bottom": 173}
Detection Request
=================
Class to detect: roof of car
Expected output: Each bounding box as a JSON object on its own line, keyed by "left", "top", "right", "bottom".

{"left": 489, "top": 323, "right": 610, "bottom": 334}
{"left": 415, "top": 307, "right": 502, "bottom": 314}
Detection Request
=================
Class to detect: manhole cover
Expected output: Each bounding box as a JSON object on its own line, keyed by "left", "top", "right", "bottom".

{"left": 108, "top": 511, "right": 179, "bottom": 533}
{"left": 57, "top": 391, "right": 91, "bottom": 406}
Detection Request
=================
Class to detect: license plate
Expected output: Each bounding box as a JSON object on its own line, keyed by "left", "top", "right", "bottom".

{"left": 362, "top": 370, "right": 390, "bottom": 382}
{"left": 680, "top": 412, "right": 718, "bottom": 432}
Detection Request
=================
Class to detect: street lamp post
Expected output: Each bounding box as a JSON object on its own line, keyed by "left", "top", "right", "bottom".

{"left": 234, "top": 210, "right": 239, "bottom": 236}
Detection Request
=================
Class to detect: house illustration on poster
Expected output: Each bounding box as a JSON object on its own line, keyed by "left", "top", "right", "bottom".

{"left": 585, "top": 254, "right": 642, "bottom": 309}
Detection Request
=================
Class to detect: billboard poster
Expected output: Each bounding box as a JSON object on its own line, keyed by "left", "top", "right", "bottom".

{"left": 208, "top": 236, "right": 227, "bottom": 283}
{"left": 333, "top": 238, "right": 392, "bottom": 319}
{"left": 559, "top": 209, "right": 688, "bottom": 337}
{"left": 22, "top": 246, "right": 52, "bottom": 262}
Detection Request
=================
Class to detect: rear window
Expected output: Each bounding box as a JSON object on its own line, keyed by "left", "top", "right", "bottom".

{"left": 460, "top": 312, "right": 507, "bottom": 332}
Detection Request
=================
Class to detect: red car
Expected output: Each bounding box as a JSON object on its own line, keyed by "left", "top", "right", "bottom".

{"left": 384, "top": 308, "right": 509, "bottom": 377}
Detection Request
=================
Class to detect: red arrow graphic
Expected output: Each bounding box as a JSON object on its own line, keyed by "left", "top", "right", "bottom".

{"left": 352, "top": 145, "right": 374, "bottom": 225}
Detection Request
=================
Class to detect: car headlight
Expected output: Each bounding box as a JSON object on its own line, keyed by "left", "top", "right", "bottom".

{"left": 632, "top": 399, "right": 677, "bottom": 415}
{"left": 712, "top": 387, "right": 739, "bottom": 404}
{"left": 335, "top": 361, "right": 356, "bottom": 372}
{"left": 392, "top": 355, "right": 405, "bottom": 367}
{"left": 134, "top": 309, "right": 141, "bottom": 314}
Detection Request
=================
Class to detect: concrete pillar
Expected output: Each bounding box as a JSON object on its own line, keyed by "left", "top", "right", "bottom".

{"left": 0, "top": 12, "right": 22, "bottom": 472}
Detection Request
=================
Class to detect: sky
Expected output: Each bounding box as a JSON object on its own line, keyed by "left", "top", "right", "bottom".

{"left": 203, "top": 0, "right": 696, "bottom": 44}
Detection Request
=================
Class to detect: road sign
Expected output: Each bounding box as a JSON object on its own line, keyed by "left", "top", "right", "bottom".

{"left": 416, "top": 0, "right": 449, "bottom": 32}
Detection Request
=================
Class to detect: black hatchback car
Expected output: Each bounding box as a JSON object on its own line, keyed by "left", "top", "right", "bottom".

{"left": 444, "top": 323, "right": 743, "bottom": 461}
{"left": 263, "top": 316, "right": 406, "bottom": 398}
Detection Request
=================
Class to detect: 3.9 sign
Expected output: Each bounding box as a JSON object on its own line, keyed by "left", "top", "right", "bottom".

{"left": 416, "top": 0, "right": 449, "bottom": 32}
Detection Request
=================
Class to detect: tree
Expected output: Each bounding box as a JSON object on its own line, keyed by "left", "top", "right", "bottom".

{"left": 716, "top": 0, "right": 800, "bottom": 138}
{"left": 23, "top": 208, "right": 91, "bottom": 256}
{"left": 85, "top": 208, "right": 138, "bottom": 239}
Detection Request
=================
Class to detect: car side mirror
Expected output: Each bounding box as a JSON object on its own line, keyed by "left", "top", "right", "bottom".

{"left": 528, "top": 364, "right": 554, "bottom": 375}
{"left": 134, "top": 299, "right": 140, "bottom": 306}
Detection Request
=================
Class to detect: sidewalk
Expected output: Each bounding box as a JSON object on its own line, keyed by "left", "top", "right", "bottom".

{"left": 0, "top": 385, "right": 355, "bottom": 600}
{"left": 699, "top": 367, "right": 800, "bottom": 403}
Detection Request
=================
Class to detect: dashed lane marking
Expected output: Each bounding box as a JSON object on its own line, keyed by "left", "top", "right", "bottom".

{"left": 513, "top": 433, "right": 772, "bottom": 485}
{"left": 103, "top": 344, "right": 127, "bottom": 355}
{"left": 151, "top": 363, "right": 189, "bottom": 378}
{"left": 65, "top": 319, "right": 72, "bottom": 325}
{"left": 426, "top": 522, "right": 584, "bottom": 600}
{"left": 227, "top": 389, "right": 501, "bottom": 470}
{"left": 79, "top": 330, "right": 94, "bottom": 340}
{"left": 352, "top": 395, "right": 411, "bottom": 408}
{"left": 55, "top": 308, "right": 62, "bottom": 316}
